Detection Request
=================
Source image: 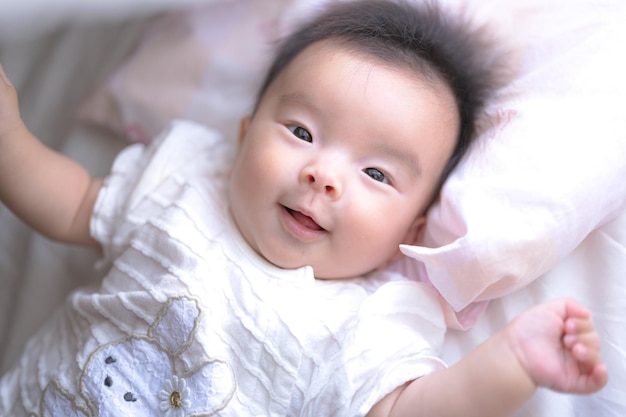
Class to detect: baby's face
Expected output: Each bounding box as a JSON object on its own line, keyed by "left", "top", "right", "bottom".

{"left": 229, "top": 40, "right": 459, "bottom": 279}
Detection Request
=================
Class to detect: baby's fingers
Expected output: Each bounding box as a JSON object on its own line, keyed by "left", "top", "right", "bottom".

{"left": 565, "top": 314, "right": 594, "bottom": 334}
{"left": 563, "top": 320, "right": 601, "bottom": 358}
{"left": 570, "top": 358, "right": 609, "bottom": 394}
{"left": 565, "top": 321, "right": 597, "bottom": 340}
{"left": 0, "top": 64, "right": 24, "bottom": 137}
{"left": 571, "top": 337, "right": 602, "bottom": 365}
{"left": 565, "top": 334, "right": 608, "bottom": 393}
{"left": 0, "top": 64, "right": 8, "bottom": 82}
{"left": 564, "top": 299, "right": 591, "bottom": 320}
{"left": 0, "top": 64, "right": 13, "bottom": 89}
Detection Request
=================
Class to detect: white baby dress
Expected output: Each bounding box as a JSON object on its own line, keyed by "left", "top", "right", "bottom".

{"left": 0, "top": 120, "right": 447, "bottom": 417}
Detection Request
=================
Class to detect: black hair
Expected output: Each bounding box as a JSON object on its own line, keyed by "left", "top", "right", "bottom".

{"left": 254, "top": 0, "right": 505, "bottom": 193}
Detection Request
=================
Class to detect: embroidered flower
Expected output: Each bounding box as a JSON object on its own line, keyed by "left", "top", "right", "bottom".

{"left": 159, "top": 375, "right": 192, "bottom": 417}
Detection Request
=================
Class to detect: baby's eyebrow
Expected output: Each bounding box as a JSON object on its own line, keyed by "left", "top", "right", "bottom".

{"left": 374, "top": 140, "right": 421, "bottom": 178}
{"left": 279, "top": 92, "right": 319, "bottom": 113}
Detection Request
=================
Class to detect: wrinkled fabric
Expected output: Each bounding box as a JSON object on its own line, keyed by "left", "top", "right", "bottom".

{"left": 0, "top": 120, "right": 446, "bottom": 417}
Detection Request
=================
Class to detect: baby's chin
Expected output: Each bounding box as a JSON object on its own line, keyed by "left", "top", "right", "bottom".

{"left": 276, "top": 256, "right": 378, "bottom": 280}
{"left": 257, "top": 241, "right": 384, "bottom": 280}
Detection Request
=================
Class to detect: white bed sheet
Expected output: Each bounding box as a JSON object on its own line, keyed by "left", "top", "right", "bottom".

{"left": 0, "top": 4, "right": 624, "bottom": 417}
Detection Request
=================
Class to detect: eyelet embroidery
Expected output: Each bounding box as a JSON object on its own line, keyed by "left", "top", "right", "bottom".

{"left": 39, "top": 296, "right": 236, "bottom": 417}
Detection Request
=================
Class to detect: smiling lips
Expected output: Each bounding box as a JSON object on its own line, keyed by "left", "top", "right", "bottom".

{"left": 282, "top": 206, "right": 326, "bottom": 241}
{"left": 288, "top": 208, "right": 323, "bottom": 230}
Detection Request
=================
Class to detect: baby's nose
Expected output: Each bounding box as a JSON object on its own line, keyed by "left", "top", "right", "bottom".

{"left": 306, "top": 173, "right": 338, "bottom": 195}
{"left": 301, "top": 163, "right": 342, "bottom": 199}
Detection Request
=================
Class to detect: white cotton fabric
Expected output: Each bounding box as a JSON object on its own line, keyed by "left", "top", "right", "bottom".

{"left": 0, "top": 120, "right": 445, "bottom": 417}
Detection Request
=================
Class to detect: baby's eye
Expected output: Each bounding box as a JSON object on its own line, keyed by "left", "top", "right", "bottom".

{"left": 363, "top": 168, "right": 389, "bottom": 184}
{"left": 288, "top": 125, "right": 313, "bottom": 143}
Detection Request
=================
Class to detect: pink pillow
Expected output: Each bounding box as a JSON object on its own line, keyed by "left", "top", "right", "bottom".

{"left": 400, "top": 0, "right": 626, "bottom": 318}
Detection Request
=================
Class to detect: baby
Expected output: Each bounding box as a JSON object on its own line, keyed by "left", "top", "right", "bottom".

{"left": 0, "top": 1, "right": 607, "bottom": 416}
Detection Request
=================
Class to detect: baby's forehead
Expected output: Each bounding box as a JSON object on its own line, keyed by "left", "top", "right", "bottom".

{"left": 271, "top": 39, "right": 456, "bottom": 106}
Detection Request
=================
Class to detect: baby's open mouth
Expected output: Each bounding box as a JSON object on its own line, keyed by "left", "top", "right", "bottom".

{"left": 285, "top": 207, "right": 325, "bottom": 231}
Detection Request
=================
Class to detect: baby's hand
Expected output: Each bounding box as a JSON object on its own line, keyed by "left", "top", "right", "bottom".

{"left": 509, "top": 298, "right": 608, "bottom": 394}
{"left": 0, "top": 64, "right": 25, "bottom": 141}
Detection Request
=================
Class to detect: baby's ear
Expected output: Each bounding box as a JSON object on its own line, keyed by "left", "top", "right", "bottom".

{"left": 237, "top": 115, "right": 251, "bottom": 146}
{"left": 381, "top": 216, "right": 427, "bottom": 269}
{"left": 403, "top": 215, "right": 427, "bottom": 246}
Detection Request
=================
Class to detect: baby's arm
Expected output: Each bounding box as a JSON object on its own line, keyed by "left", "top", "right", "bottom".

{"left": 368, "top": 298, "right": 608, "bottom": 417}
{"left": 0, "top": 64, "right": 101, "bottom": 247}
